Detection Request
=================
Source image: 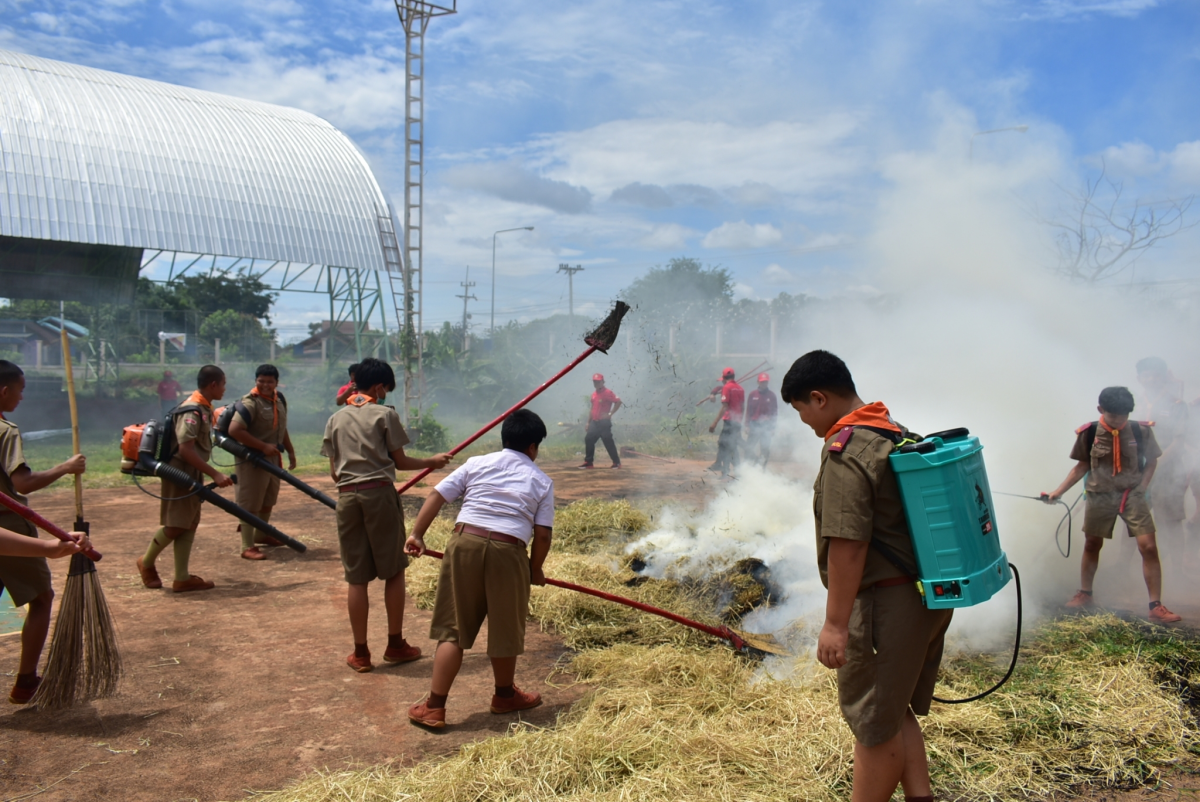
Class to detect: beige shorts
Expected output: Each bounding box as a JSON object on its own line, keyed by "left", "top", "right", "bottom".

{"left": 0, "top": 516, "right": 51, "bottom": 607}
{"left": 160, "top": 462, "right": 203, "bottom": 530}
{"left": 1083, "top": 489, "right": 1156, "bottom": 538}
{"left": 235, "top": 460, "right": 280, "bottom": 511}
{"left": 429, "top": 531, "right": 531, "bottom": 658}
{"left": 838, "top": 582, "right": 954, "bottom": 747}
{"left": 336, "top": 485, "right": 408, "bottom": 584}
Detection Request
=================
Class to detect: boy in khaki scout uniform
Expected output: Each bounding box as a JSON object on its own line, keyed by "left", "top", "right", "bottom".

{"left": 0, "top": 360, "right": 88, "bottom": 704}
{"left": 405, "top": 409, "right": 554, "bottom": 729}
{"left": 228, "top": 364, "right": 296, "bottom": 560}
{"left": 136, "top": 364, "right": 232, "bottom": 594}
{"left": 1047, "top": 386, "right": 1182, "bottom": 623}
{"left": 781, "top": 350, "right": 950, "bottom": 802}
{"left": 321, "top": 357, "right": 451, "bottom": 672}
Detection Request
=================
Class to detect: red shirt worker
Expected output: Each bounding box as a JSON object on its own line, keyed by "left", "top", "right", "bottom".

{"left": 157, "top": 370, "right": 183, "bottom": 416}
{"left": 744, "top": 373, "right": 779, "bottom": 467}
{"left": 580, "top": 374, "right": 623, "bottom": 469}
{"left": 708, "top": 367, "right": 745, "bottom": 478}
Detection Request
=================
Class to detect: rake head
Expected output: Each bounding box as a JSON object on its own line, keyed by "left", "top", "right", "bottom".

{"left": 584, "top": 301, "right": 631, "bottom": 353}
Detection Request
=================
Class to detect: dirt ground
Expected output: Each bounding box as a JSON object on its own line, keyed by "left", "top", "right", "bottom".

{"left": 2, "top": 454, "right": 1198, "bottom": 801}
{"left": 0, "top": 456, "right": 749, "bottom": 802}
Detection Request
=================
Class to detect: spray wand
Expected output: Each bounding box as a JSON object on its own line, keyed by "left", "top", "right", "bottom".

{"left": 993, "top": 491, "right": 1083, "bottom": 558}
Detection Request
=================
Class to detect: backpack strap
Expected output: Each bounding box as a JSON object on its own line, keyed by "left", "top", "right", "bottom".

{"left": 1079, "top": 421, "right": 1098, "bottom": 454}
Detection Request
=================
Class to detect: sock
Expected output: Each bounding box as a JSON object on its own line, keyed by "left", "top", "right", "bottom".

{"left": 427, "top": 692, "right": 448, "bottom": 709}
{"left": 14, "top": 672, "right": 38, "bottom": 687}
{"left": 354, "top": 643, "right": 370, "bottom": 659}
{"left": 253, "top": 511, "right": 274, "bottom": 544}
{"left": 241, "top": 521, "right": 256, "bottom": 550}
{"left": 172, "top": 530, "right": 196, "bottom": 582}
{"left": 905, "top": 797, "right": 934, "bottom": 802}
{"left": 387, "top": 634, "right": 406, "bottom": 650}
{"left": 143, "top": 528, "right": 171, "bottom": 566}
{"left": 494, "top": 685, "right": 516, "bottom": 699}
{"left": 1149, "top": 600, "right": 1162, "bottom": 610}
{"left": 1079, "top": 589, "right": 1093, "bottom": 596}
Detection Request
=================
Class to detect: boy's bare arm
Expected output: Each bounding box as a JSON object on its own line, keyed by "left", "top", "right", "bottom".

{"left": 390, "top": 446, "right": 452, "bottom": 472}
{"left": 529, "top": 525, "right": 552, "bottom": 586}
{"left": 709, "top": 402, "right": 730, "bottom": 433}
{"left": 328, "top": 456, "right": 338, "bottom": 485}
{"left": 228, "top": 415, "right": 280, "bottom": 458}
{"left": 283, "top": 431, "right": 297, "bottom": 470}
{"left": 817, "top": 537, "right": 868, "bottom": 670}
{"left": 404, "top": 491, "right": 447, "bottom": 556}
{"left": 0, "top": 527, "right": 89, "bottom": 558}
{"left": 335, "top": 383, "right": 356, "bottom": 405}
{"left": 176, "top": 440, "right": 232, "bottom": 487}
{"left": 1046, "top": 460, "right": 1089, "bottom": 501}
{"left": 10, "top": 453, "right": 86, "bottom": 495}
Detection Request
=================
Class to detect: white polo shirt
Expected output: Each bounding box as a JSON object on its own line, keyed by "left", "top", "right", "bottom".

{"left": 434, "top": 448, "right": 555, "bottom": 543}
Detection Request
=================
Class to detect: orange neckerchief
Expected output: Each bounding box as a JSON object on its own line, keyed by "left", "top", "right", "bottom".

{"left": 346, "top": 393, "right": 377, "bottom": 408}
{"left": 824, "top": 401, "right": 902, "bottom": 441}
{"left": 185, "top": 390, "right": 213, "bottom": 409}
{"left": 1102, "top": 419, "right": 1127, "bottom": 475}
{"left": 250, "top": 386, "right": 279, "bottom": 430}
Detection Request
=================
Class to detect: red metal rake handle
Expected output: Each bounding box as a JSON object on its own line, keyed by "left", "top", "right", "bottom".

{"left": 397, "top": 344, "right": 600, "bottom": 494}
{"left": 0, "top": 491, "right": 103, "bottom": 561}
{"left": 418, "top": 548, "right": 745, "bottom": 651}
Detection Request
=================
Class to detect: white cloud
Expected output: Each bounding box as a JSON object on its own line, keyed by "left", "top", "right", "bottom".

{"left": 701, "top": 221, "right": 784, "bottom": 250}
{"left": 610, "top": 182, "right": 673, "bottom": 208}
{"left": 445, "top": 162, "right": 593, "bottom": 214}
{"left": 1099, "top": 141, "right": 1161, "bottom": 177}
{"left": 29, "top": 13, "right": 59, "bottom": 32}
{"left": 640, "top": 223, "right": 698, "bottom": 250}
{"left": 1016, "top": 0, "right": 1160, "bottom": 20}
{"left": 762, "top": 263, "right": 795, "bottom": 285}
{"left": 732, "top": 282, "right": 757, "bottom": 301}
{"left": 1168, "top": 141, "right": 1200, "bottom": 185}
{"left": 727, "top": 181, "right": 781, "bottom": 207}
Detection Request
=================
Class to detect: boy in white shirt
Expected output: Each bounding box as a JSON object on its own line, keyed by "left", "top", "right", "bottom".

{"left": 404, "top": 409, "right": 554, "bottom": 728}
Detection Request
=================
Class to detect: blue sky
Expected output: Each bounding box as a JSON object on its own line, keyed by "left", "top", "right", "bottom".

{"left": 2, "top": 0, "right": 1198, "bottom": 341}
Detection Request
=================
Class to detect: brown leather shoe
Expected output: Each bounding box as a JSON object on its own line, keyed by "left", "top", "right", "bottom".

{"left": 346, "top": 651, "right": 373, "bottom": 673}
{"left": 241, "top": 547, "right": 267, "bottom": 561}
{"left": 1150, "top": 603, "right": 1182, "bottom": 624}
{"left": 408, "top": 699, "right": 446, "bottom": 728}
{"left": 137, "top": 557, "right": 163, "bottom": 589}
{"left": 172, "top": 575, "right": 215, "bottom": 593}
{"left": 490, "top": 684, "right": 542, "bottom": 714}
{"left": 383, "top": 640, "right": 422, "bottom": 663}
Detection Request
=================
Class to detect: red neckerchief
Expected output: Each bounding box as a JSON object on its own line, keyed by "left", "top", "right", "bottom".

{"left": 824, "top": 401, "right": 902, "bottom": 441}
{"left": 1102, "top": 419, "right": 1127, "bottom": 475}
{"left": 346, "top": 393, "right": 377, "bottom": 407}
{"left": 250, "top": 386, "right": 279, "bottom": 430}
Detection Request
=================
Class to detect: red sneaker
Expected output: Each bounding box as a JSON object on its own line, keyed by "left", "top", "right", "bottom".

{"left": 577, "top": 463, "right": 594, "bottom": 469}
{"left": 8, "top": 676, "right": 40, "bottom": 705}
{"left": 408, "top": 698, "right": 446, "bottom": 728}
{"left": 137, "top": 557, "right": 163, "bottom": 589}
{"left": 1150, "top": 604, "right": 1182, "bottom": 624}
{"left": 241, "top": 547, "right": 267, "bottom": 561}
{"left": 383, "top": 640, "right": 422, "bottom": 663}
{"left": 172, "top": 575, "right": 215, "bottom": 593}
{"left": 346, "top": 651, "right": 373, "bottom": 673}
{"left": 490, "top": 684, "right": 542, "bottom": 714}
{"left": 1064, "top": 590, "right": 1094, "bottom": 609}
{"left": 611, "top": 463, "right": 621, "bottom": 469}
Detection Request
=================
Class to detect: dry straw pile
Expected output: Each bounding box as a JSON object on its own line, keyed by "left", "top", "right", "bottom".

{"left": 253, "top": 502, "right": 1199, "bottom": 802}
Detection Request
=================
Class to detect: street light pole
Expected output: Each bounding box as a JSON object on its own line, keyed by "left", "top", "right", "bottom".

{"left": 969, "top": 125, "right": 1029, "bottom": 161}
{"left": 491, "top": 226, "right": 534, "bottom": 334}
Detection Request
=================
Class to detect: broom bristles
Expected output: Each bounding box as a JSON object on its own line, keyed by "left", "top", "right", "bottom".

{"left": 31, "top": 554, "right": 122, "bottom": 711}
{"left": 584, "top": 301, "right": 631, "bottom": 353}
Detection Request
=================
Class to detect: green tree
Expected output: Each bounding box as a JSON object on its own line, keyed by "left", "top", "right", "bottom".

{"left": 137, "top": 270, "right": 276, "bottom": 321}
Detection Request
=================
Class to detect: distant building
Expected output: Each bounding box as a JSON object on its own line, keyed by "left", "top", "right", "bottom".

{"left": 293, "top": 321, "right": 374, "bottom": 360}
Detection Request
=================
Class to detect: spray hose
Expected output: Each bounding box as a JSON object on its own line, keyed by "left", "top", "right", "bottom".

{"left": 932, "top": 563, "right": 1022, "bottom": 704}
{"left": 994, "top": 491, "right": 1083, "bottom": 558}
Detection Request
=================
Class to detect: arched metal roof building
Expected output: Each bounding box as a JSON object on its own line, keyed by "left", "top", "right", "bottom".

{"left": 0, "top": 47, "right": 394, "bottom": 273}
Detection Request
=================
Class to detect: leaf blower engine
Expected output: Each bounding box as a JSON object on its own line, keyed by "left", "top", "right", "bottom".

{"left": 120, "top": 417, "right": 186, "bottom": 480}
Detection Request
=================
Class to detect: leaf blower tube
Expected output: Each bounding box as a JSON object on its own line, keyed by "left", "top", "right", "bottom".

{"left": 213, "top": 407, "right": 337, "bottom": 510}
{"left": 136, "top": 419, "right": 307, "bottom": 553}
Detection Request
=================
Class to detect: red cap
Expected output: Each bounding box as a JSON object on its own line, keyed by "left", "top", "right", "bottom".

{"left": 757, "top": 373, "right": 769, "bottom": 383}
{"left": 722, "top": 367, "right": 735, "bottom": 379}
{"left": 592, "top": 373, "right": 604, "bottom": 381}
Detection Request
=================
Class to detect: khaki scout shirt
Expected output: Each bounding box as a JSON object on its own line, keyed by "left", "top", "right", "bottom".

{"left": 320, "top": 403, "right": 410, "bottom": 487}
{"left": 0, "top": 417, "right": 34, "bottom": 536}
{"left": 813, "top": 428, "right": 916, "bottom": 592}
{"left": 168, "top": 403, "right": 214, "bottom": 481}
{"left": 1070, "top": 422, "right": 1162, "bottom": 494}
{"left": 238, "top": 392, "right": 288, "bottom": 447}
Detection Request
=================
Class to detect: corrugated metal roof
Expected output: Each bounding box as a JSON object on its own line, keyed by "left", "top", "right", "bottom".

{"left": 0, "top": 48, "right": 391, "bottom": 272}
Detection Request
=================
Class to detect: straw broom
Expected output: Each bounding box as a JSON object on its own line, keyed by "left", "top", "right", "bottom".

{"left": 29, "top": 319, "right": 122, "bottom": 710}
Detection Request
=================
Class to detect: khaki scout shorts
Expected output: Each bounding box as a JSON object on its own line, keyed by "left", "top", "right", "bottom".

{"left": 838, "top": 582, "right": 954, "bottom": 747}
{"left": 0, "top": 517, "right": 51, "bottom": 607}
{"left": 429, "top": 531, "right": 531, "bottom": 657}
{"left": 235, "top": 460, "right": 280, "bottom": 511}
{"left": 336, "top": 485, "right": 408, "bottom": 584}
{"left": 1148, "top": 459, "right": 1188, "bottom": 523}
{"left": 1083, "top": 489, "right": 1156, "bottom": 538}
{"left": 160, "top": 463, "right": 203, "bottom": 530}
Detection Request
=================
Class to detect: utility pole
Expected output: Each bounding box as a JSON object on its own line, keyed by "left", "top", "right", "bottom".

{"left": 557, "top": 263, "right": 584, "bottom": 325}
{"left": 455, "top": 266, "right": 477, "bottom": 353}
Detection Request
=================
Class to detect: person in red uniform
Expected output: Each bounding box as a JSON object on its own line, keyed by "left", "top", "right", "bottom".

{"left": 157, "top": 370, "right": 183, "bottom": 417}
{"left": 744, "top": 373, "right": 778, "bottom": 467}
{"left": 335, "top": 363, "right": 361, "bottom": 407}
{"left": 708, "top": 367, "right": 744, "bottom": 478}
{"left": 580, "top": 374, "right": 622, "bottom": 469}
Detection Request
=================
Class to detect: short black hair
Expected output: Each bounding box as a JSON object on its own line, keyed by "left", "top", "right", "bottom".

{"left": 1099, "top": 386, "right": 1136, "bottom": 415}
{"left": 1136, "top": 356, "right": 1168, "bottom": 376}
{"left": 0, "top": 360, "right": 24, "bottom": 388}
{"left": 780, "top": 350, "right": 857, "bottom": 404}
{"left": 501, "top": 408, "right": 547, "bottom": 452}
{"left": 197, "top": 364, "right": 225, "bottom": 389}
{"left": 348, "top": 362, "right": 361, "bottom": 379}
{"left": 255, "top": 364, "right": 280, "bottom": 379}
{"left": 354, "top": 358, "right": 396, "bottom": 393}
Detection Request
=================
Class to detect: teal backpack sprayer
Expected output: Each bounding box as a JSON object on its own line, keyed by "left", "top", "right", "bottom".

{"left": 874, "top": 427, "right": 1023, "bottom": 702}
